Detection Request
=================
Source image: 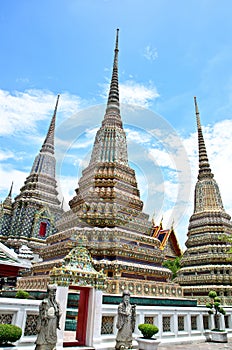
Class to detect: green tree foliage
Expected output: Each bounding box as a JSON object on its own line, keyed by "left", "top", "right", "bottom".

{"left": 0, "top": 324, "right": 22, "bottom": 344}
{"left": 162, "top": 257, "right": 181, "bottom": 279}
{"left": 206, "top": 290, "right": 226, "bottom": 331}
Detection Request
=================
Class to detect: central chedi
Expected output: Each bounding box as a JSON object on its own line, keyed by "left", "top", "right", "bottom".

{"left": 18, "top": 29, "right": 182, "bottom": 298}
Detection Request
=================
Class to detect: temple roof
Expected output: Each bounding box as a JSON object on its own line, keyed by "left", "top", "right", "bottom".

{"left": 152, "top": 221, "right": 182, "bottom": 258}
{"left": 0, "top": 242, "right": 30, "bottom": 269}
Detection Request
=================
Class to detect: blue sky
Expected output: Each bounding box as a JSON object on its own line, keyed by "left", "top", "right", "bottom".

{"left": 1, "top": 0, "right": 232, "bottom": 249}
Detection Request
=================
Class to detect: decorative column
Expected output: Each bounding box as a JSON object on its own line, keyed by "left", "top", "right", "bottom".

{"left": 56, "top": 285, "right": 69, "bottom": 349}
{"left": 186, "top": 314, "right": 191, "bottom": 336}
{"left": 173, "top": 312, "right": 178, "bottom": 338}
{"left": 91, "top": 289, "right": 103, "bottom": 348}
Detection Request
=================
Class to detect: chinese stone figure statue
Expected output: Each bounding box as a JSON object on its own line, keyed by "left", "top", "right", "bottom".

{"left": 35, "top": 284, "right": 61, "bottom": 350}
{"left": 115, "top": 290, "right": 136, "bottom": 349}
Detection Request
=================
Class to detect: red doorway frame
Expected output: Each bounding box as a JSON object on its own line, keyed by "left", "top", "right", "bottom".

{"left": 63, "top": 286, "right": 90, "bottom": 347}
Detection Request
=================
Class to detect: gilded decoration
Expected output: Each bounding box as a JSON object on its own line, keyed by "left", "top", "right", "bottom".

{"left": 103, "top": 277, "right": 183, "bottom": 297}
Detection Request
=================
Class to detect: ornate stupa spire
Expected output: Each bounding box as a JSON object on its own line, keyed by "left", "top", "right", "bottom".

{"left": 41, "top": 94, "right": 60, "bottom": 154}
{"left": 104, "top": 28, "right": 121, "bottom": 125}
{"left": 89, "top": 28, "right": 128, "bottom": 166}
{"left": 30, "top": 95, "right": 60, "bottom": 177}
{"left": 194, "top": 97, "right": 213, "bottom": 180}
{"left": 193, "top": 97, "right": 224, "bottom": 213}
{"left": 175, "top": 97, "right": 232, "bottom": 304}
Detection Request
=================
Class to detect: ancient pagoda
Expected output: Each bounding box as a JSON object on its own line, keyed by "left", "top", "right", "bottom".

{"left": 175, "top": 97, "right": 232, "bottom": 305}
{"left": 18, "top": 29, "right": 183, "bottom": 299}
{"left": 0, "top": 95, "right": 63, "bottom": 252}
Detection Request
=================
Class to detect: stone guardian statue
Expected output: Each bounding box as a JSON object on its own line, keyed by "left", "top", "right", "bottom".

{"left": 35, "top": 284, "right": 61, "bottom": 350}
{"left": 115, "top": 290, "right": 136, "bottom": 350}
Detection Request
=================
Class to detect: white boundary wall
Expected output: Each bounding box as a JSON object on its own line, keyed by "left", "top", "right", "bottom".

{"left": 1, "top": 294, "right": 232, "bottom": 349}
{"left": 97, "top": 304, "right": 232, "bottom": 349}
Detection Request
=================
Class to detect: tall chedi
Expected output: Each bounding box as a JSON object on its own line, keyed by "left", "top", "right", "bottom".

{"left": 19, "top": 30, "right": 183, "bottom": 299}
{"left": 69, "top": 28, "right": 147, "bottom": 231}
{"left": 175, "top": 97, "right": 232, "bottom": 305}
{"left": 0, "top": 95, "right": 63, "bottom": 252}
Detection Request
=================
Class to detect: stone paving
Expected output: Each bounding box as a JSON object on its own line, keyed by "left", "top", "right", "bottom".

{"left": 3, "top": 338, "right": 232, "bottom": 350}
{"left": 158, "top": 340, "right": 232, "bottom": 349}
{"left": 2, "top": 340, "right": 232, "bottom": 350}
{"left": 33, "top": 342, "right": 232, "bottom": 350}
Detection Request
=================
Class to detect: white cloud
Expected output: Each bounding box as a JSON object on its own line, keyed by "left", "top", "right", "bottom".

{"left": 0, "top": 165, "right": 28, "bottom": 198}
{"left": 58, "top": 175, "right": 78, "bottom": 207}
{"left": 120, "top": 81, "right": 159, "bottom": 108}
{"left": 125, "top": 128, "right": 152, "bottom": 144}
{"left": 143, "top": 45, "right": 158, "bottom": 61}
{"left": 100, "top": 80, "right": 159, "bottom": 108}
{"left": 0, "top": 89, "right": 82, "bottom": 136}
{"left": 0, "top": 150, "right": 15, "bottom": 161}
{"left": 148, "top": 148, "right": 177, "bottom": 170}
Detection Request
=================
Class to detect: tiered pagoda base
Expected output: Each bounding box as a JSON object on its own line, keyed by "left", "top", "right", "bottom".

{"left": 181, "top": 285, "right": 232, "bottom": 306}
{"left": 17, "top": 224, "right": 183, "bottom": 298}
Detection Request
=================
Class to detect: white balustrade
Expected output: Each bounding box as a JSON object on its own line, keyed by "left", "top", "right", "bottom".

{"left": 1, "top": 297, "right": 232, "bottom": 349}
